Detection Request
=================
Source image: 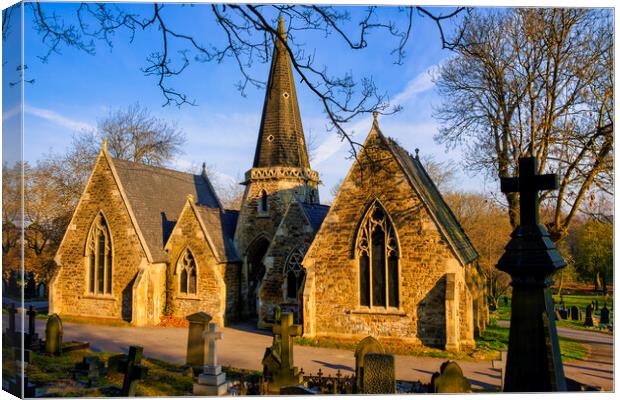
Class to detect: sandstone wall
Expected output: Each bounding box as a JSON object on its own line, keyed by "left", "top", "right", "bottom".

{"left": 303, "top": 133, "right": 472, "bottom": 348}
{"left": 52, "top": 154, "right": 147, "bottom": 322}
{"left": 259, "top": 202, "right": 314, "bottom": 326}
{"left": 165, "top": 205, "right": 228, "bottom": 327}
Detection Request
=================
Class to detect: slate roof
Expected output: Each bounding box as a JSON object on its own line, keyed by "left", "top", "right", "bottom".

{"left": 194, "top": 206, "right": 241, "bottom": 263}
{"left": 300, "top": 203, "right": 330, "bottom": 232}
{"left": 111, "top": 158, "right": 221, "bottom": 262}
{"left": 253, "top": 16, "right": 310, "bottom": 169}
{"left": 383, "top": 137, "right": 479, "bottom": 265}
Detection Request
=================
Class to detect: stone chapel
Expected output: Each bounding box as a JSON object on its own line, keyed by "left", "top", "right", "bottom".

{"left": 51, "top": 17, "right": 485, "bottom": 351}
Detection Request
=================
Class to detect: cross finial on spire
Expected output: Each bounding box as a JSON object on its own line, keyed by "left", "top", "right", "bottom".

{"left": 372, "top": 111, "right": 379, "bottom": 123}
{"left": 415, "top": 148, "right": 420, "bottom": 159}
{"left": 187, "top": 193, "right": 195, "bottom": 203}
{"left": 201, "top": 162, "right": 207, "bottom": 177}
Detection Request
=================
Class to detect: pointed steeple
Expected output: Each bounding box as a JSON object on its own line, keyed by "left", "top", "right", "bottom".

{"left": 252, "top": 16, "right": 310, "bottom": 169}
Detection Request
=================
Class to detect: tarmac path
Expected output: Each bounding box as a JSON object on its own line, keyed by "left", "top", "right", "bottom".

{"left": 7, "top": 312, "right": 613, "bottom": 391}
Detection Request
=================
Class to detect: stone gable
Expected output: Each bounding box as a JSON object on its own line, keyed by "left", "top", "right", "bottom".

{"left": 164, "top": 201, "right": 239, "bottom": 326}
{"left": 51, "top": 152, "right": 148, "bottom": 322}
{"left": 302, "top": 125, "right": 475, "bottom": 349}
{"left": 258, "top": 201, "right": 316, "bottom": 327}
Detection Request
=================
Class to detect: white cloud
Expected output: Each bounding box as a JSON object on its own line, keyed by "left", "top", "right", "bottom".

{"left": 2, "top": 105, "right": 21, "bottom": 123}
{"left": 391, "top": 64, "right": 440, "bottom": 105}
{"left": 25, "top": 104, "right": 95, "bottom": 132}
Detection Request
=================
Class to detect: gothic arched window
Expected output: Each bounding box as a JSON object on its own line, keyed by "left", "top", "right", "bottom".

{"left": 178, "top": 250, "right": 197, "bottom": 295}
{"left": 283, "top": 245, "right": 307, "bottom": 300}
{"left": 356, "top": 202, "right": 399, "bottom": 308}
{"left": 86, "top": 213, "right": 112, "bottom": 294}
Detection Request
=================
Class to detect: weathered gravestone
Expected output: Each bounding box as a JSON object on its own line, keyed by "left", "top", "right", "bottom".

{"left": 491, "top": 351, "right": 507, "bottom": 389}
{"left": 193, "top": 322, "right": 228, "bottom": 396}
{"left": 26, "top": 305, "right": 40, "bottom": 350}
{"left": 74, "top": 356, "right": 107, "bottom": 387}
{"left": 496, "top": 157, "right": 566, "bottom": 392}
{"left": 361, "top": 353, "right": 396, "bottom": 394}
{"left": 600, "top": 304, "right": 610, "bottom": 325}
{"left": 584, "top": 304, "right": 594, "bottom": 327}
{"left": 114, "top": 346, "right": 149, "bottom": 396}
{"left": 3, "top": 303, "right": 18, "bottom": 346}
{"left": 37, "top": 282, "right": 46, "bottom": 298}
{"left": 262, "top": 311, "right": 302, "bottom": 393}
{"left": 185, "top": 312, "right": 212, "bottom": 369}
{"left": 431, "top": 361, "right": 472, "bottom": 393}
{"left": 570, "top": 306, "right": 580, "bottom": 321}
{"left": 45, "top": 313, "right": 63, "bottom": 355}
{"left": 5, "top": 346, "right": 36, "bottom": 397}
{"left": 354, "top": 336, "right": 385, "bottom": 392}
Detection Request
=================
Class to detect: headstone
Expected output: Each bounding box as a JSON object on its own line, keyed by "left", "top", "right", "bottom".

{"left": 354, "top": 336, "right": 385, "bottom": 392}
{"left": 496, "top": 157, "right": 566, "bottom": 392}
{"left": 185, "top": 312, "right": 212, "bottom": 368}
{"left": 570, "top": 306, "right": 580, "bottom": 321}
{"left": 38, "top": 282, "right": 46, "bottom": 298}
{"left": 584, "top": 305, "right": 594, "bottom": 327}
{"left": 262, "top": 312, "right": 302, "bottom": 393}
{"left": 3, "top": 303, "right": 19, "bottom": 346}
{"left": 116, "top": 346, "right": 148, "bottom": 396}
{"left": 193, "top": 322, "right": 228, "bottom": 396}
{"left": 8, "top": 271, "right": 18, "bottom": 297}
{"left": 25, "top": 305, "right": 40, "bottom": 350}
{"left": 431, "top": 361, "right": 472, "bottom": 393}
{"left": 25, "top": 272, "right": 36, "bottom": 298}
{"left": 45, "top": 313, "right": 63, "bottom": 355}
{"left": 491, "top": 351, "right": 507, "bottom": 389}
{"left": 74, "top": 355, "right": 107, "bottom": 387}
{"left": 599, "top": 304, "right": 610, "bottom": 325}
{"left": 361, "top": 353, "right": 396, "bottom": 394}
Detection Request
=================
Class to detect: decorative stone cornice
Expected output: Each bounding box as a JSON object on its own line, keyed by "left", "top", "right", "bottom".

{"left": 243, "top": 167, "right": 320, "bottom": 184}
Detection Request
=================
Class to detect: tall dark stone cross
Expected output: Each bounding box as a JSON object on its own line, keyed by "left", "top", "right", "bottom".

{"left": 497, "top": 157, "right": 567, "bottom": 392}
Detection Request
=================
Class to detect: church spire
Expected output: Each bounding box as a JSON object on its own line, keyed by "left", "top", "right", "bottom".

{"left": 252, "top": 15, "right": 310, "bottom": 169}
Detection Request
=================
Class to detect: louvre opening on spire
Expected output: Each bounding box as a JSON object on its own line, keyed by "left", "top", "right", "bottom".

{"left": 252, "top": 16, "right": 310, "bottom": 169}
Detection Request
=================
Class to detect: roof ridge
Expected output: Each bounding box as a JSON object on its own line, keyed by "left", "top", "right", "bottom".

{"left": 112, "top": 157, "right": 202, "bottom": 178}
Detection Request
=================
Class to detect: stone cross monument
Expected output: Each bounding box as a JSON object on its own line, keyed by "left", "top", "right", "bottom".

{"left": 497, "top": 157, "right": 566, "bottom": 392}
{"left": 193, "top": 322, "right": 228, "bottom": 396}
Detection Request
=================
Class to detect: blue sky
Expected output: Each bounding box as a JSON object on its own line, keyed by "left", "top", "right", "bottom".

{"left": 16, "top": 3, "right": 494, "bottom": 203}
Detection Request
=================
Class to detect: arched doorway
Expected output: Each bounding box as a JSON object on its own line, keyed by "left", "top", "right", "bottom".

{"left": 246, "top": 237, "right": 270, "bottom": 320}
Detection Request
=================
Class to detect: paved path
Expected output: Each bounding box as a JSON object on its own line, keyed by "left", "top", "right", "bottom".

{"left": 9, "top": 313, "right": 613, "bottom": 391}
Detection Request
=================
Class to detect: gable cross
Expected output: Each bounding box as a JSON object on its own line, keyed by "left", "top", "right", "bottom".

{"left": 500, "top": 157, "right": 558, "bottom": 226}
{"left": 272, "top": 312, "right": 301, "bottom": 371}
{"left": 202, "top": 322, "right": 223, "bottom": 367}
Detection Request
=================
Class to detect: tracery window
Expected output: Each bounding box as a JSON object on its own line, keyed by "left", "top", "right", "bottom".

{"left": 357, "top": 202, "right": 399, "bottom": 308}
{"left": 178, "top": 250, "right": 197, "bottom": 295}
{"left": 86, "top": 213, "right": 112, "bottom": 294}
{"left": 283, "top": 245, "right": 307, "bottom": 300}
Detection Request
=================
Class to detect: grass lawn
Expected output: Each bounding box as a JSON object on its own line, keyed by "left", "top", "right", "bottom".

{"left": 296, "top": 335, "right": 494, "bottom": 361}
{"left": 475, "top": 324, "right": 588, "bottom": 361}
{"left": 492, "top": 293, "right": 613, "bottom": 326}
{"left": 22, "top": 348, "right": 194, "bottom": 397}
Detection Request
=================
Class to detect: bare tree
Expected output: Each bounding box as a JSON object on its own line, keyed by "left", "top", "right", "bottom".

{"left": 43, "top": 103, "right": 186, "bottom": 212}
{"left": 445, "top": 191, "right": 512, "bottom": 310}
{"left": 434, "top": 9, "right": 613, "bottom": 242}
{"left": 420, "top": 154, "right": 457, "bottom": 192}
{"left": 23, "top": 3, "right": 466, "bottom": 155}
{"left": 2, "top": 162, "right": 22, "bottom": 255}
